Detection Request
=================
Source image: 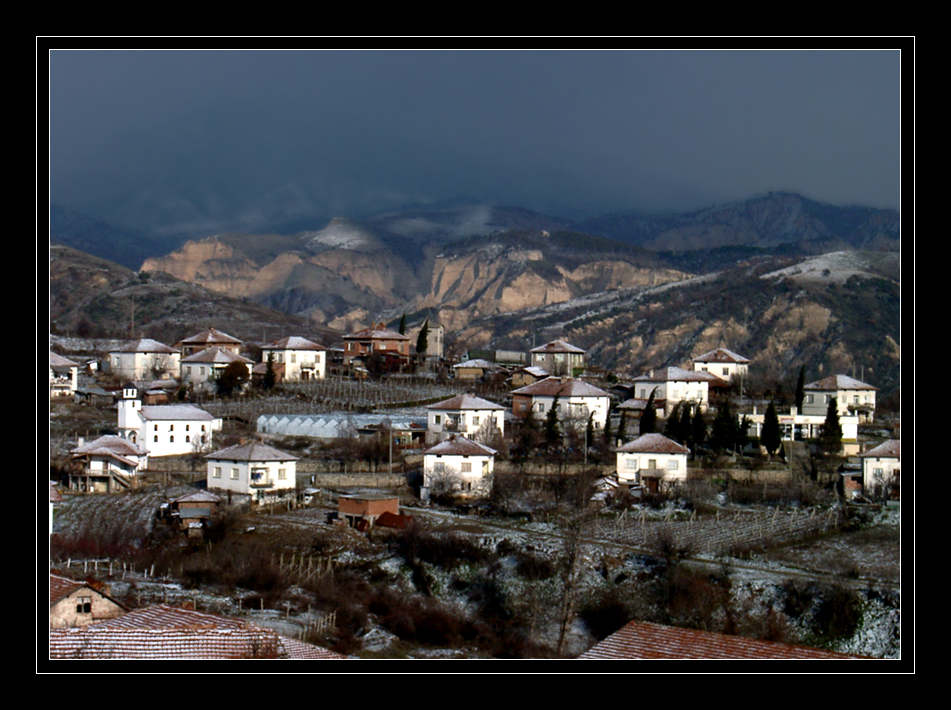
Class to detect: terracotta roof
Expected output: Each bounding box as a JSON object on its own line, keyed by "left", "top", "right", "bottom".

{"left": 512, "top": 377, "right": 609, "bottom": 398}
{"left": 531, "top": 339, "right": 586, "bottom": 354}
{"left": 49, "top": 351, "right": 80, "bottom": 367}
{"left": 179, "top": 328, "right": 243, "bottom": 346}
{"left": 617, "top": 433, "right": 689, "bottom": 455}
{"left": 424, "top": 434, "right": 497, "bottom": 457}
{"left": 578, "top": 621, "right": 865, "bottom": 660}
{"left": 206, "top": 441, "right": 299, "bottom": 462}
{"left": 805, "top": 374, "right": 877, "bottom": 391}
{"left": 181, "top": 347, "right": 253, "bottom": 364}
{"left": 48, "top": 605, "right": 345, "bottom": 660}
{"left": 343, "top": 325, "right": 409, "bottom": 341}
{"left": 860, "top": 440, "right": 900, "bottom": 459}
{"left": 428, "top": 394, "right": 505, "bottom": 411}
{"left": 70, "top": 435, "right": 149, "bottom": 458}
{"left": 114, "top": 338, "right": 178, "bottom": 354}
{"left": 693, "top": 347, "right": 750, "bottom": 364}
{"left": 49, "top": 574, "right": 84, "bottom": 606}
{"left": 262, "top": 336, "right": 326, "bottom": 351}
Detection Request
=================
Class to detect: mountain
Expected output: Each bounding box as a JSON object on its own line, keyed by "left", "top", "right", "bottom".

{"left": 578, "top": 192, "right": 900, "bottom": 254}
{"left": 49, "top": 244, "right": 333, "bottom": 347}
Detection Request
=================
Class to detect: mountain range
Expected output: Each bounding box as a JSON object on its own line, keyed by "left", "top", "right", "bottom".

{"left": 48, "top": 192, "right": 901, "bottom": 396}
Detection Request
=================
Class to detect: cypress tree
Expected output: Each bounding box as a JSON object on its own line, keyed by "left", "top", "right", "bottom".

{"left": 640, "top": 388, "right": 657, "bottom": 434}
{"left": 761, "top": 401, "right": 781, "bottom": 459}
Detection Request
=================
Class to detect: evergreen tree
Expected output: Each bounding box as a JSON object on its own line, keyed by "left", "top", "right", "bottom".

{"left": 545, "top": 395, "right": 562, "bottom": 447}
{"left": 665, "top": 401, "right": 682, "bottom": 441}
{"left": 761, "top": 401, "right": 782, "bottom": 459}
{"left": 711, "top": 399, "right": 737, "bottom": 454}
{"left": 263, "top": 352, "right": 276, "bottom": 390}
{"left": 795, "top": 366, "right": 806, "bottom": 412}
{"left": 678, "top": 402, "right": 693, "bottom": 447}
{"left": 415, "top": 319, "right": 430, "bottom": 355}
{"left": 617, "top": 410, "right": 629, "bottom": 443}
{"left": 398, "top": 313, "right": 407, "bottom": 335}
{"left": 602, "top": 400, "right": 614, "bottom": 450}
{"left": 640, "top": 388, "right": 657, "bottom": 434}
{"left": 691, "top": 405, "right": 707, "bottom": 454}
{"left": 819, "top": 397, "right": 843, "bottom": 456}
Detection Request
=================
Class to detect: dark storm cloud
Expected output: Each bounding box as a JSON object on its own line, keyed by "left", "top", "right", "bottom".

{"left": 48, "top": 49, "right": 901, "bottom": 232}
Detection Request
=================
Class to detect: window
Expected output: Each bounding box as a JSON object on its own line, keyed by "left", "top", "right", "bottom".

{"left": 185, "top": 425, "right": 190, "bottom": 431}
{"left": 76, "top": 596, "right": 92, "bottom": 614}
{"left": 667, "top": 459, "right": 679, "bottom": 470}
{"left": 213, "top": 467, "right": 221, "bottom": 478}
{"left": 231, "top": 468, "right": 239, "bottom": 480}
{"left": 647, "top": 459, "right": 657, "bottom": 469}
{"left": 154, "top": 435, "right": 159, "bottom": 442}
{"left": 625, "top": 459, "right": 638, "bottom": 470}
{"left": 806, "top": 394, "right": 814, "bottom": 404}
{"left": 290, "top": 354, "right": 296, "bottom": 363}
{"left": 185, "top": 435, "right": 190, "bottom": 443}
{"left": 169, "top": 435, "right": 174, "bottom": 443}
{"left": 472, "top": 416, "right": 480, "bottom": 427}
{"left": 170, "top": 424, "right": 174, "bottom": 431}
{"left": 278, "top": 468, "right": 286, "bottom": 480}
{"left": 434, "top": 415, "right": 442, "bottom": 425}
{"left": 722, "top": 367, "right": 729, "bottom": 376}
{"left": 434, "top": 462, "right": 445, "bottom": 473}
{"left": 154, "top": 424, "right": 159, "bottom": 431}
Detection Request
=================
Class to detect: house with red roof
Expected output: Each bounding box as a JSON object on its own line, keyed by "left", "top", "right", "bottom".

{"left": 803, "top": 374, "right": 877, "bottom": 423}
{"left": 49, "top": 574, "right": 127, "bottom": 629}
{"left": 206, "top": 441, "right": 299, "bottom": 505}
{"left": 422, "top": 434, "right": 497, "bottom": 498}
{"left": 860, "top": 439, "right": 901, "bottom": 501}
{"left": 616, "top": 433, "right": 689, "bottom": 491}
{"left": 260, "top": 336, "right": 327, "bottom": 381}
{"left": 692, "top": 347, "right": 750, "bottom": 382}
{"left": 530, "top": 339, "right": 586, "bottom": 376}
{"left": 511, "top": 377, "right": 610, "bottom": 432}
{"left": 426, "top": 394, "right": 506, "bottom": 444}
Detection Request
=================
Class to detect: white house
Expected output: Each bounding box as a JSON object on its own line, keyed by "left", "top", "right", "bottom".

{"left": 692, "top": 348, "right": 750, "bottom": 382}
{"left": 422, "top": 435, "right": 496, "bottom": 497}
{"left": 106, "top": 339, "right": 180, "bottom": 380}
{"left": 117, "top": 384, "right": 221, "bottom": 457}
{"left": 260, "top": 336, "right": 327, "bottom": 381}
{"left": 530, "top": 340, "right": 586, "bottom": 376}
{"left": 860, "top": 439, "right": 900, "bottom": 500}
{"left": 50, "top": 351, "right": 80, "bottom": 398}
{"left": 511, "top": 377, "right": 610, "bottom": 432}
{"left": 426, "top": 394, "right": 506, "bottom": 444}
{"left": 802, "top": 374, "right": 877, "bottom": 423}
{"left": 68, "top": 435, "right": 150, "bottom": 492}
{"left": 206, "top": 441, "right": 299, "bottom": 504}
{"left": 631, "top": 367, "right": 725, "bottom": 416}
{"left": 180, "top": 347, "right": 254, "bottom": 392}
{"left": 616, "top": 433, "right": 689, "bottom": 489}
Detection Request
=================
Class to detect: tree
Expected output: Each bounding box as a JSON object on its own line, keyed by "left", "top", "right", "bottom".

{"left": 761, "top": 401, "right": 782, "bottom": 459}
{"left": 795, "top": 366, "right": 806, "bottom": 412}
{"left": 262, "top": 352, "right": 277, "bottom": 390}
{"left": 545, "top": 395, "right": 562, "bottom": 448}
{"left": 617, "top": 410, "right": 629, "bottom": 444}
{"left": 640, "top": 388, "right": 658, "bottom": 434}
{"left": 398, "top": 313, "right": 407, "bottom": 335}
{"left": 710, "top": 399, "right": 737, "bottom": 454}
{"left": 678, "top": 402, "right": 693, "bottom": 447}
{"left": 215, "top": 362, "right": 249, "bottom": 397}
{"left": 819, "top": 397, "right": 843, "bottom": 457}
{"left": 691, "top": 405, "right": 707, "bottom": 456}
{"left": 415, "top": 319, "right": 430, "bottom": 355}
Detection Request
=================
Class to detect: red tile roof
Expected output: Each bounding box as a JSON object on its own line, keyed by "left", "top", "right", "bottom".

{"left": 578, "top": 621, "right": 866, "bottom": 660}
{"left": 48, "top": 605, "right": 346, "bottom": 660}
{"left": 511, "top": 377, "right": 608, "bottom": 398}
{"left": 616, "top": 433, "right": 689, "bottom": 455}
{"left": 424, "top": 434, "right": 497, "bottom": 457}
{"left": 860, "top": 440, "right": 900, "bottom": 459}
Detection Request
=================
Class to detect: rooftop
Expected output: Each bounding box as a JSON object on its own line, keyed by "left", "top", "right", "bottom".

{"left": 693, "top": 347, "right": 750, "bottom": 364}
{"left": 805, "top": 374, "right": 877, "bottom": 391}
{"left": 578, "top": 620, "right": 866, "bottom": 660}
{"left": 512, "top": 377, "right": 609, "bottom": 398}
{"left": 617, "top": 433, "right": 689, "bottom": 455}
{"left": 428, "top": 394, "right": 505, "bottom": 411}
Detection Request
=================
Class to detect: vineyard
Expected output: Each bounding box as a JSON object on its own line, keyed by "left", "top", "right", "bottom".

{"left": 202, "top": 376, "right": 465, "bottom": 421}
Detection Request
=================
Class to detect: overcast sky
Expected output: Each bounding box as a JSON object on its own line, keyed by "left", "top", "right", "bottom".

{"left": 47, "top": 49, "right": 903, "bottom": 233}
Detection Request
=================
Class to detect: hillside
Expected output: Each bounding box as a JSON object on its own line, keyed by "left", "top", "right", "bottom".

{"left": 455, "top": 250, "right": 901, "bottom": 397}
{"left": 49, "top": 244, "right": 336, "bottom": 347}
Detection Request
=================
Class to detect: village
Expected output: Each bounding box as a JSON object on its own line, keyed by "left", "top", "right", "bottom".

{"left": 47, "top": 321, "right": 901, "bottom": 661}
